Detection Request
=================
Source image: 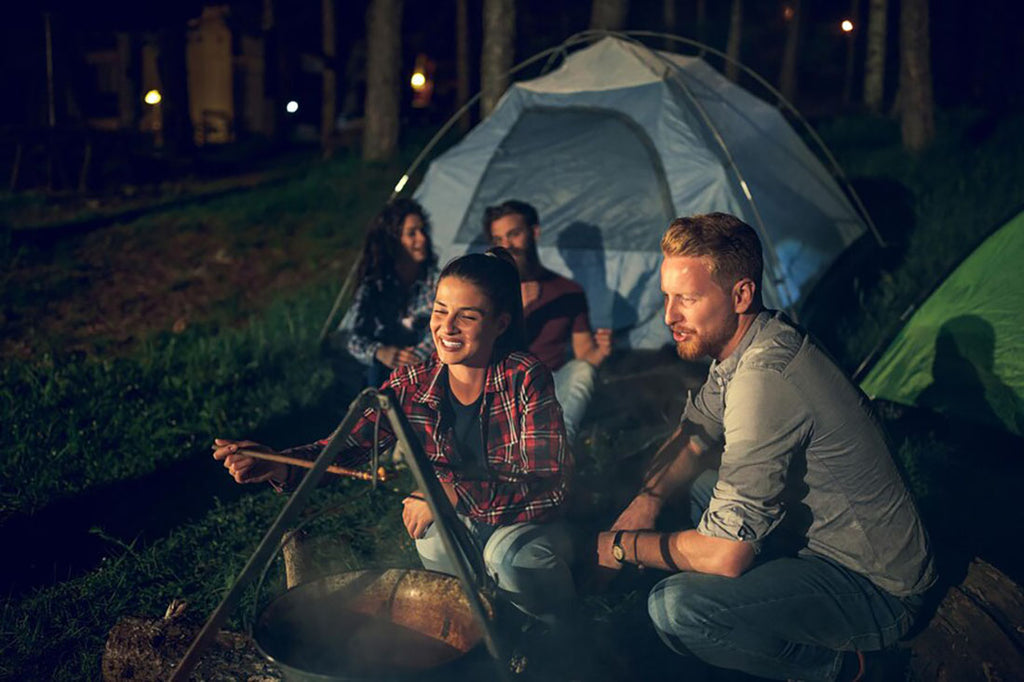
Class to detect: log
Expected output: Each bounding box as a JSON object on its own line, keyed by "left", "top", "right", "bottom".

{"left": 907, "top": 558, "right": 1024, "bottom": 681}
{"left": 101, "top": 600, "right": 281, "bottom": 681}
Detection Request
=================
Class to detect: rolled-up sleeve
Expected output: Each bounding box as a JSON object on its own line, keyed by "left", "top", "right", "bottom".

{"left": 697, "top": 368, "right": 811, "bottom": 552}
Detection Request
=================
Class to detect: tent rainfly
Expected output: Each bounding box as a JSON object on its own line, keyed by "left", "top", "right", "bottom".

{"left": 412, "top": 36, "right": 868, "bottom": 349}
{"left": 860, "top": 210, "right": 1024, "bottom": 436}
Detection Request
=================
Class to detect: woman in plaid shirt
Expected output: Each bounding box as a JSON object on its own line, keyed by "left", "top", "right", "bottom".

{"left": 215, "top": 248, "right": 575, "bottom": 624}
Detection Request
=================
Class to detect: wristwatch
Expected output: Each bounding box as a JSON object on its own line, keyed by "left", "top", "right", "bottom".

{"left": 611, "top": 530, "right": 626, "bottom": 564}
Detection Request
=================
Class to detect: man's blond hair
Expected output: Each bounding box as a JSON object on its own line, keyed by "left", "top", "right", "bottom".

{"left": 661, "top": 213, "right": 763, "bottom": 297}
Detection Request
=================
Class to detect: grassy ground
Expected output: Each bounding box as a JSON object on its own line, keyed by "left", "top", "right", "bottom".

{"left": 1, "top": 110, "right": 1023, "bottom": 681}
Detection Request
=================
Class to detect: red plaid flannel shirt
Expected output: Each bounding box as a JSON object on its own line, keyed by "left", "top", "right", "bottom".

{"left": 285, "top": 351, "right": 572, "bottom": 526}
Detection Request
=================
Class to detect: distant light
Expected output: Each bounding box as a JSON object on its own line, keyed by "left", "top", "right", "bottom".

{"left": 394, "top": 174, "right": 409, "bottom": 193}
{"left": 782, "top": 5, "right": 794, "bottom": 20}
{"left": 144, "top": 90, "right": 162, "bottom": 105}
{"left": 841, "top": 19, "right": 854, "bottom": 32}
{"left": 410, "top": 71, "right": 427, "bottom": 91}
{"left": 286, "top": 100, "right": 299, "bottom": 114}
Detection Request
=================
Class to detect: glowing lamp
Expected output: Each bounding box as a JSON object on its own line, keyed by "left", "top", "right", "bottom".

{"left": 286, "top": 100, "right": 299, "bottom": 114}
{"left": 410, "top": 72, "right": 427, "bottom": 91}
{"left": 144, "top": 90, "right": 162, "bottom": 105}
{"left": 841, "top": 19, "right": 854, "bottom": 32}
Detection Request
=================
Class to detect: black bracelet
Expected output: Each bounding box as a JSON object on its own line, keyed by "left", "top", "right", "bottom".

{"left": 658, "top": 533, "right": 681, "bottom": 572}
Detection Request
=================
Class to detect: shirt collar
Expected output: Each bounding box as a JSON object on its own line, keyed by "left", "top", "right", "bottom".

{"left": 413, "top": 356, "right": 507, "bottom": 409}
{"left": 709, "top": 310, "right": 773, "bottom": 383}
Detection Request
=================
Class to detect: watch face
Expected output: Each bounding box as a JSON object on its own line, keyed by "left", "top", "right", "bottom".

{"left": 612, "top": 543, "right": 625, "bottom": 562}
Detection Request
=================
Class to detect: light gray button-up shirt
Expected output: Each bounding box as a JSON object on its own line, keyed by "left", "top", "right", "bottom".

{"left": 683, "top": 311, "right": 937, "bottom": 597}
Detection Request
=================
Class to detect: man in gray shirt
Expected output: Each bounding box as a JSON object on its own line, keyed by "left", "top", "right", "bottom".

{"left": 597, "top": 213, "right": 936, "bottom": 681}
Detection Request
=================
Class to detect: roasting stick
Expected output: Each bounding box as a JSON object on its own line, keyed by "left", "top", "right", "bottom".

{"left": 219, "top": 446, "right": 392, "bottom": 482}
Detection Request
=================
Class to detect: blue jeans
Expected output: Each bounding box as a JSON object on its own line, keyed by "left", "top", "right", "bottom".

{"left": 647, "top": 470, "right": 920, "bottom": 681}
{"left": 415, "top": 518, "right": 574, "bottom": 624}
{"left": 552, "top": 359, "right": 597, "bottom": 443}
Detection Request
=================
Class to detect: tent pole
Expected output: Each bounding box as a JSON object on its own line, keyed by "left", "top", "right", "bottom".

{"left": 317, "top": 254, "right": 362, "bottom": 345}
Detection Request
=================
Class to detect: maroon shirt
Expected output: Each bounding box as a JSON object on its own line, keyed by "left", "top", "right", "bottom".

{"left": 524, "top": 269, "right": 589, "bottom": 371}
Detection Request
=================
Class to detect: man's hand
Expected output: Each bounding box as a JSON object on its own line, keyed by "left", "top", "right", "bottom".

{"left": 596, "top": 531, "right": 625, "bottom": 570}
{"left": 593, "top": 328, "right": 613, "bottom": 364}
{"left": 611, "top": 492, "right": 662, "bottom": 531}
{"left": 402, "top": 496, "right": 434, "bottom": 539}
{"left": 212, "top": 438, "right": 287, "bottom": 485}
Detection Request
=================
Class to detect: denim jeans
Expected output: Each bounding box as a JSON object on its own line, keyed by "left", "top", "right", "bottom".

{"left": 415, "top": 517, "right": 575, "bottom": 624}
{"left": 647, "top": 470, "right": 920, "bottom": 681}
{"left": 552, "top": 359, "right": 597, "bottom": 443}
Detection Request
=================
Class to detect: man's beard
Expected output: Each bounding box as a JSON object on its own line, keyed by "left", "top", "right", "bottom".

{"left": 511, "top": 244, "right": 541, "bottom": 279}
{"left": 673, "top": 320, "right": 736, "bottom": 362}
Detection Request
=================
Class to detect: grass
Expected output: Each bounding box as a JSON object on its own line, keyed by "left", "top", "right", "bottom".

{"left": 0, "top": 482, "right": 417, "bottom": 681}
{"left": 0, "top": 288, "right": 343, "bottom": 515}
{"left": 2, "top": 111, "right": 1023, "bottom": 680}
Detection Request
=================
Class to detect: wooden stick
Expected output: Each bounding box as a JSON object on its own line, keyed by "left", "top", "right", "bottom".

{"left": 232, "top": 448, "right": 391, "bottom": 482}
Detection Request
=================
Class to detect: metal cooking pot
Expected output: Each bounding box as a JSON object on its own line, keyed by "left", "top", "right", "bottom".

{"left": 253, "top": 568, "right": 491, "bottom": 681}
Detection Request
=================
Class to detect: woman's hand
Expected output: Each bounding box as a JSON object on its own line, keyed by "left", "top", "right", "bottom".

{"left": 402, "top": 495, "right": 434, "bottom": 539}
{"left": 212, "top": 438, "right": 288, "bottom": 485}
{"left": 375, "top": 346, "right": 420, "bottom": 369}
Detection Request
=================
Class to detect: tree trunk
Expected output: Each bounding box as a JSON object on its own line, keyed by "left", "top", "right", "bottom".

{"left": 321, "top": 0, "right": 336, "bottom": 159}
{"left": 842, "top": 0, "right": 860, "bottom": 106}
{"left": 863, "top": 0, "right": 887, "bottom": 113}
{"left": 157, "top": 25, "right": 193, "bottom": 156}
{"left": 456, "top": 0, "right": 471, "bottom": 132}
{"left": 362, "top": 0, "right": 403, "bottom": 161}
{"left": 262, "top": 0, "right": 278, "bottom": 139}
{"left": 662, "top": 0, "right": 676, "bottom": 50}
{"left": 907, "top": 558, "right": 1024, "bottom": 680}
{"left": 778, "top": 0, "right": 801, "bottom": 104}
{"left": 898, "top": 0, "right": 934, "bottom": 152}
{"left": 725, "top": 0, "right": 742, "bottom": 82}
{"left": 696, "top": 0, "right": 707, "bottom": 55}
{"left": 590, "top": 0, "right": 628, "bottom": 31}
{"left": 480, "top": 0, "right": 514, "bottom": 119}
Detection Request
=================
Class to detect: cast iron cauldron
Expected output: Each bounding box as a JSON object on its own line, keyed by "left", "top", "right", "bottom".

{"left": 253, "top": 568, "right": 491, "bottom": 681}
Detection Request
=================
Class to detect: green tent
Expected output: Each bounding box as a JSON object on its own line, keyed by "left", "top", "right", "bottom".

{"left": 859, "top": 210, "right": 1024, "bottom": 436}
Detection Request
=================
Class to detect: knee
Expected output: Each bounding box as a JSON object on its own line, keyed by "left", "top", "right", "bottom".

{"left": 482, "top": 525, "right": 572, "bottom": 595}
{"left": 648, "top": 574, "right": 724, "bottom": 643}
{"left": 560, "top": 359, "right": 596, "bottom": 396}
{"left": 484, "top": 537, "right": 558, "bottom": 589}
{"left": 414, "top": 525, "right": 452, "bottom": 573}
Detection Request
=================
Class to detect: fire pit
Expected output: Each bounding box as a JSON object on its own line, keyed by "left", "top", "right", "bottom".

{"left": 253, "top": 568, "right": 490, "bottom": 681}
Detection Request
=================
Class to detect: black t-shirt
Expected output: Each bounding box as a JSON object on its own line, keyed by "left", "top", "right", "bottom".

{"left": 443, "top": 372, "right": 488, "bottom": 480}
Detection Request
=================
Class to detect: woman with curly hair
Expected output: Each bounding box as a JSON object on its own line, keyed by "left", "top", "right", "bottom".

{"left": 343, "top": 198, "right": 439, "bottom": 386}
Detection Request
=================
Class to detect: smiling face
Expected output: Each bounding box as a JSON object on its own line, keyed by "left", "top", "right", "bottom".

{"left": 398, "top": 213, "right": 429, "bottom": 264}
{"left": 431, "top": 276, "right": 510, "bottom": 368}
{"left": 661, "top": 255, "right": 742, "bottom": 362}
{"left": 488, "top": 214, "right": 539, "bottom": 276}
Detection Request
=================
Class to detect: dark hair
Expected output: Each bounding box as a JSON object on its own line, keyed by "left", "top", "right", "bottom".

{"left": 482, "top": 199, "right": 539, "bottom": 241}
{"left": 357, "top": 198, "right": 437, "bottom": 282}
{"left": 661, "top": 212, "right": 763, "bottom": 302}
{"left": 438, "top": 247, "right": 526, "bottom": 358}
